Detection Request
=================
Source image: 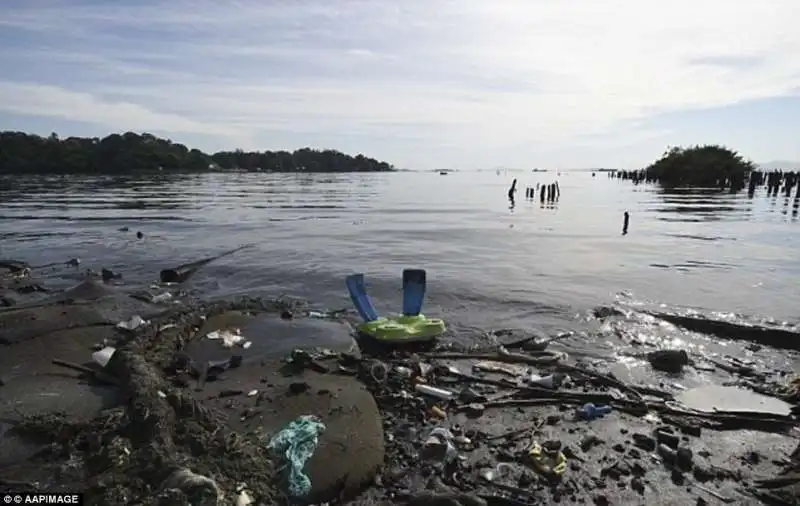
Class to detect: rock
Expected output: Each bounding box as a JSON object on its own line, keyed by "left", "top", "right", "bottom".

{"left": 655, "top": 429, "right": 680, "bottom": 449}
{"left": 201, "top": 359, "right": 385, "bottom": 503}
{"left": 676, "top": 448, "right": 694, "bottom": 471}
{"left": 692, "top": 464, "right": 714, "bottom": 483}
{"left": 580, "top": 433, "right": 602, "bottom": 452}
{"left": 632, "top": 433, "right": 656, "bottom": 451}
{"left": 647, "top": 349, "right": 689, "bottom": 373}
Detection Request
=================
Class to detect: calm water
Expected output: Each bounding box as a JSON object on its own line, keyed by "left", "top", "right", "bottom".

{"left": 1, "top": 171, "right": 799, "bottom": 347}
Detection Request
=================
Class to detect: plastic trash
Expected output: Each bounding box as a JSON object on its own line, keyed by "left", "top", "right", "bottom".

{"left": 117, "top": 315, "right": 148, "bottom": 331}
{"left": 159, "top": 468, "right": 222, "bottom": 502}
{"left": 527, "top": 373, "right": 566, "bottom": 389}
{"left": 151, "top": 292, "right": 172, "bottom": 303}
{"left": 422, "top": 427, "right": 458, "bottom": 463}
{"left": 394, "top": 366, "right": 413, "bottom": 378}
{"left": 368, "top": 361, "right": 389, "bottom": 384}
{"left": 480, "top": 462, "right": 514, "bottom": 482}
{"left": 206, "top": 329, "right": 246, "bottom": 348}
{"left": 430, "top": 406, "right": 447, "bottom": 419}
{"left": 472, "top": 361, "right": 527, "bottom": 377}
{"left": 528, "top": 441, "right": 567, "bottom": 476}
{"left": 91, "top": 346, "right": 116, "bottom": 368}
{"left": 267, "top": 415, "right": 326, "bottom": 497}
{"left": 414, "top": 384, "right": 455, "bottom": 400}
{"left": 577, "top": 403, "right": 612, "bottom": 420}
{"left": 235, "top": 489, "right": 254, "bottom": 506}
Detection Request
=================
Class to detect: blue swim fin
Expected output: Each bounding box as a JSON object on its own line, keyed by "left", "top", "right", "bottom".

{"left": 346, "top": 273, "right": 379, "bottom": 322}
{"left": 402, "top": 268, "right": 427, "bottom": 316}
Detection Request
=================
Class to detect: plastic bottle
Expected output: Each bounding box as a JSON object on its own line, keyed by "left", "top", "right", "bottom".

{"left": 414, "top": 384, "right": 455, "bottom": 401}
{"left": 577, "top": 403, "right": 612, "bottom": 420}
{"left": 528, "top": 373, "right": 565, "bottom": 389}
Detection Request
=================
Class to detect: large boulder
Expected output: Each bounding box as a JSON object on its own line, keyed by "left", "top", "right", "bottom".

{"left": 199, "top": 359, "right": 385, "bottom": 503}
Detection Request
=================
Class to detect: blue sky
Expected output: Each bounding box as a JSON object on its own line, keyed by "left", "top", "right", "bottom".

{"left": 1, "top": 0, "right": 799, "bottom": 170}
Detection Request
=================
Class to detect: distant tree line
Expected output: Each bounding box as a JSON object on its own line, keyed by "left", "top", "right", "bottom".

{"left": 0, "top": 131, "right": 395, "bottom": 174}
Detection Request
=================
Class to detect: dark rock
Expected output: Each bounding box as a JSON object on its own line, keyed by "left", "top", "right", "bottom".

{"left": 581, "top": 434, "right": 602, "bottom": 452}
{"left": 289, "top": 381, "right": 310, "bottom": 395}
{"left": 670, "top": 469, "right": 685, "bottom": 486}
{"left": 602, "top": 464, "right": 623, "bottom": 480}
{"left": 458, "top": 387, "right": 484, "bottom": 403}
{"left": 593, "top": 494, "right": 609, "bottom": 506}
{"left": 692, "top": 464, "right": 714, "bottom": 483}
{"left": 612, "top": 443, "right": 625, "bottom": 453}
{"left": 615, "top": 462, "right": 632, "bottom": 476}
{"left": 101, "top": 268, "right": 121, "bottom": 282}
{"left": 465, "top": 403, "right": 485, "bottom": 417}
{"left": 743, "top": 450, "right": 761, "bottom": 465}
{"left": 647, "top": 349, "right": 690, "bottom": 373}
{"left": 658, "top": 444, "right": 677, "bottom": 464}
{"left": 631, "top": 476, "right": 645, "bottom": 494}
{"left": 655, "top": 429, "right": 680, "bottom": 449}
{"left": 632, "top": 433, "right": 656, "bottom": 451}
{"left": 518, "top": 472, "right": 535, "bottom": 487}
{"left": 676, "top": 447, "right": 694, "bottom": 471}
{"left": 631, "top": 462, "right": 646, "bottom": 476}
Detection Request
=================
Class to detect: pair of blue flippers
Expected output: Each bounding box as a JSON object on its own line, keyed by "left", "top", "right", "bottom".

{"left": 346, "top": 269, "right": 426, "bottom": 322}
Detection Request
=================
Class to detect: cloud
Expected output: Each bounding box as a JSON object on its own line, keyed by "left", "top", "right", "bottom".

{"left": 0, "top": 82, "right": 238, "bottom": 137}
{"left": 0, "top": 0, "right": 799, "bottom": 168}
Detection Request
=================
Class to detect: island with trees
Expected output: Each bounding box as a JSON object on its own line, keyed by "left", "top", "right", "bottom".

{"left": 0, "top": 131, "right": 396, "bottom": 174}
{"left": 612, "top": 144, "right": 758, "bottom": 191}
{"left": 644, "top": 145, "right": 755, "bottom": 189}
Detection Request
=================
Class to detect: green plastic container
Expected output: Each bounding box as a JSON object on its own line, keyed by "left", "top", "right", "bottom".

{"left": 357, "top": 314, "right": 446, "bottom": 342}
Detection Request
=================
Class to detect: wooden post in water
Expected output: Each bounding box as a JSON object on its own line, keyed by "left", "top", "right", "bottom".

{"left": 622, "top": 211, "right": 630, "bottom": 235}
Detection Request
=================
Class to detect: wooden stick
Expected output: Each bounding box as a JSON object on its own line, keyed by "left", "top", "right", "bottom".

{"left": 51, "top": 359, "right": 120, "bottom": 386}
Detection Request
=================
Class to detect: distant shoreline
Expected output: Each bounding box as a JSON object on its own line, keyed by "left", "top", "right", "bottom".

{"left": 0, "top": 131, "right": 396, "bottom": 174}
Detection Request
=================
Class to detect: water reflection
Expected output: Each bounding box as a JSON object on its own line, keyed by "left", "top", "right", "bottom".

{"left": 650, "top": 187, "right": 753, "bottom": 223}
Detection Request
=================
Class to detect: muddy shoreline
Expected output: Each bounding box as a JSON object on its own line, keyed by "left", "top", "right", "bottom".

{"left": 1, "top": 263, "right": 798, "bottom": 505}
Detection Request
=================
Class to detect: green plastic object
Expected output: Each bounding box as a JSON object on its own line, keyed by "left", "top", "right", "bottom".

{"left": 357, "top": 314, "right": 445, "bottom": 342}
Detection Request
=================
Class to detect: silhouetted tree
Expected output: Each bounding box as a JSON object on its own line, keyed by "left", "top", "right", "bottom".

{"left": 0, "top": 131, "right": 395, "bottom": 174}
{"left": 645, "top": 144, "right": 755, "bottom": 189}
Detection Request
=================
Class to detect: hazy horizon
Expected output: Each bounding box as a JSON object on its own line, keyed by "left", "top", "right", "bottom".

{"left": 1, "top": 0, "right": 799, "bottom": 171}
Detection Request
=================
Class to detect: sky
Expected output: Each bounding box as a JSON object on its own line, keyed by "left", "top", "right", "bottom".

{"left": 1, "top": 0, "right": 799, "bottom": 171}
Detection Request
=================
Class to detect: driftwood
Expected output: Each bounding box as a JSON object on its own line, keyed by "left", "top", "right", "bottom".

{"left": 159, "top": 244, "right": 253, "bottom": 284}
{"left": 51, "top": 358, "right": 121, "bottom": 386}
{"left": 421, "top": 350, "right": 567, "bottom": 366}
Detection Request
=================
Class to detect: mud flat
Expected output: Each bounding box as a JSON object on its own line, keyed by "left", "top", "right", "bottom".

{"left": 0, "top": 266, "right": 384, "bottom": 505}
{"left": 0, "top": 264, "right": 798, "bottom": 505}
